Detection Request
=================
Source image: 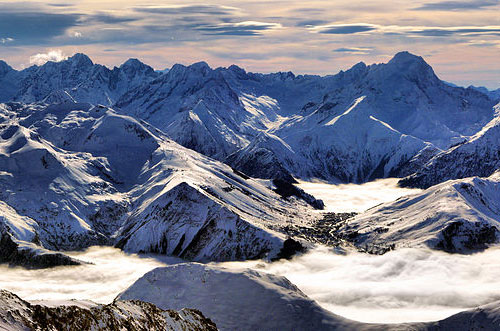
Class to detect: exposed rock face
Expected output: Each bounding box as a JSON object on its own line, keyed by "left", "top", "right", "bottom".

{"left": 0, "top": 290, "right": 217, "bottom": 331}
{"left": 272, "top": 179, "right": 324, "bottom": 210}
{"left": 0, "top": 233, "right": 82, "bottom": 269}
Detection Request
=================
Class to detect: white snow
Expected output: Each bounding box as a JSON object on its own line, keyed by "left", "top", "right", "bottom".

{"left": 343, "top": 174, "right": 500, "bottom": 252}
{"left": 0, "top": 101, "right": 315, "bottom": 263}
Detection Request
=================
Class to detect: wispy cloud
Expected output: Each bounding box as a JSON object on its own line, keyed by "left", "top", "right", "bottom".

{"left": 310, "top": 24, "right": 377, "bottom": 34}
{"left": 309, "top": 23, "right": 500, "bottom": 37}
{"left": 132, "top": 4, "right": 241, "bottom": 16}
{"left": 196, "top": 21, "right": 282, "bottom": 36}
{"left": 414, "top": 0, "right": 499, "bottom": 11}
{"left": 333, "top": 47, "right": 374, "bottom": 55}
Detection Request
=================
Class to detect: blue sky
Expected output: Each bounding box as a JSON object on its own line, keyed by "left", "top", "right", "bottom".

{"left": 0, "top": 0, "right": 499, "bottom": 88}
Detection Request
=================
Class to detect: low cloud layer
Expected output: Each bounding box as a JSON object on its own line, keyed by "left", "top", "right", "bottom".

{"left": 1, "top": 245, "right": 500, "bottom": 324}
{"left": 220, "top": 246, "right": 500, "bottom": 323}
{"left": 297, "top": 178, "right": 421, "bottom": 213}
{"left": 0, "top": 247, "right": 174, "bottom": 303}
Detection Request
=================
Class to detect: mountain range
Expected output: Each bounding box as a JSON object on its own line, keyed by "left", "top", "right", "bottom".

{"left": 1, "top": 52, "right": 498, "bottom": 186}
{"left": 0, "top": 51, "right": 499, "bottom": 267}
{"left": 1, "top": 50, "right": 500, "bottom": 329}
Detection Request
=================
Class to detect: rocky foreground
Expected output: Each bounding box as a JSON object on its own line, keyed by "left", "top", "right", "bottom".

{"left": 0, "top": 289, "right": 217, "bottom": 331}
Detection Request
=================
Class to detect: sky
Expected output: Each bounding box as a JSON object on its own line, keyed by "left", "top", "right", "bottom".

{"left": 0, "top": 0, "right": 499, "bottom": 88}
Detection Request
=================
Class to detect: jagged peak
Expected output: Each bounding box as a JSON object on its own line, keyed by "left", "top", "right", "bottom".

{"left": 228, "top": 64, "right": 246, "bottom": 74}
{"left": 389, "top": 51, "right": 426, "bottom": 65}
{"left": 345, "top": 61, "right": 368, "bottom": 75}
{"left": 66, "top": 53, "right": 93, "bottom": 67}
{"left": 121, "top": 58, "right": 146, "bottom": 69}
{"left": 189, "top": 61, "right": 211, "bottom": 73}
{"left": 0, "top": 60, "right": 14, "bottom": 76}
{"left": 384, "top": 51, "right": 438, "bottom": 82}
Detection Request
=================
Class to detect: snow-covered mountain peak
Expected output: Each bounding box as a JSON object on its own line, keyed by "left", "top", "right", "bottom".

{"left": 119, "top": 58, "right": 155, "bottom": 76}
{"left": 347, "top": 61, "right": 367, "bottom": 74}
{"left": 0, "top": 60, "right": 13, "bottom": 78}
{"left": 227, "top": 64, "right": 247, "bottom": 76}
{"left": 189, "top": 61, "right": 211, "bottom": 74}
{"left": 379, "top": 51, "right": 438, "bottom": 84}
{"left": 120, "top": 58, "right": 143, "bottom": 68}
{"left": 66, "top": 53, "right": 94, "bottom": 67}
{"left": 389, "top": 51, "right": 425, "bottom": 64}
{"left": 166, "top": 61, "right": 214, "bottom": 80}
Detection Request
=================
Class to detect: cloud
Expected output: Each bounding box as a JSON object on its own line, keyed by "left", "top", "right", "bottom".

{"left": 414, "top": 0, "right": 499, "bottom": 11}
{"left": 196, "top": 21, "right": 282, "bottom": 36}
{"left": 308, "top": 22, "right": 500, "bottom": 38}
{"left": 48, "top": 3, "right": 74, "bottom": 7}
{"left": 220, "top": 246, "right": 500, "bottom": 323}
{"left": 466, "top": 40, "right": 500, "bottom": 48}
{"left": 0, "top": 12, "right": 81, "bottom": 44}
{"left": 133, "top": 4, "right": 240, "bottom": 16}
{"left": 0, "top": 247, "right": 174, "bottom": 303}
{"left": 29, "top": 50, "right": 68, "bottom": 65}
{"left": 310, "top": 24, "right": 377, "bottom": 34}
{"left": 82, "top": 13, "right": 141, "bottom": 25}
{"left": 0, "top": 37, "right": 14, "bottom": 44}
{"left": 297, "top": 178, "right": 420, "bottom": 212}
{"left": 295, "top": 20, "right": 330, "bottom": 27}
{"left": 407, "top": 26, "right": 500, "bottom": 36}
{"left": 333, "top": 47, "right": 374, "bottom": 55}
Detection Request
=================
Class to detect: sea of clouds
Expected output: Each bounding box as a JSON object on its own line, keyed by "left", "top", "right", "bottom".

{"left": 1, "top": 180, "right": 498, "bottom": 323}
{"left": 297, "top": 178, "right": 422, "bottom": 213}
{"left": 220, "top": 245, "right": 500, "bottom": 323}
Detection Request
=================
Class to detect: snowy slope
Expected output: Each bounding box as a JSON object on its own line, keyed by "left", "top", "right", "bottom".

{"left": 117, "top": 263, "right": 366, "bottom": 331}
{"left": 115, "top": 62, "right": 278, "bottom": 159}
{"left": 0, "top": 54, "right": 158, "bottom": 105}
{"left": 0, "top": 289, "right": 217, "bottom": 331}
{"left": 400, "top": 106, "right": 500, "bottom": 188}
{"left": 226, "top": 52, "right": 495, "bottom": 182}
{"left": 427, "top": 300, "right": 500, "bottom": 330}
{"left": 1, "top": 52, "right": 495, "bottom": 184}
{"left": 0, "top": 101, "right": 314, "bottom": 266}
{"left": 339, "top": 173, "right": 500, "bottom": 253}
{"left": 228, "top": 96, "right": 438, "bottom": 183}
{"left": 118, "top": 263, "right": 500, "bottom": 330}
